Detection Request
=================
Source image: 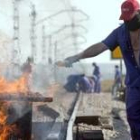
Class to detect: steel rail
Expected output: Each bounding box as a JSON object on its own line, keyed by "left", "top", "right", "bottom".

{"left": 66, "top": 91, "right": 82, "bottom": 140}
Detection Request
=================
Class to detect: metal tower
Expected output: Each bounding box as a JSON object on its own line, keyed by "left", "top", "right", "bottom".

{"left": 48, "top": 35, "right": 52, "bottom": 65}
{"left": 41, "top": 25, "right": 47, "bottom": 64}
{"left": 30, "top": 4, "right": 37, "bottom": 63}
{"left": 12, "top": 0, "right": 21, "bottom": 64}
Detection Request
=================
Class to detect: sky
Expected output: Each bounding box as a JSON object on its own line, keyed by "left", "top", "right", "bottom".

{"left": 72, "top": 0, "right": 124, "bottom": 64}
{"left": 0, "top": 0, "right": 127, "bottom": 64}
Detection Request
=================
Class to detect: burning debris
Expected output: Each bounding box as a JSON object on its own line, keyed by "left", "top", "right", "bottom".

{"left": 0, "top": 74, "right": 28, "bottom": 94}
{"left": 0, "top": 101, "right": 32, "bottom": 140}
{"left": 0, "top": 64, "right": 55, "bottom": 140}
{"left": 0, "top": 93, "right": 53, "bottom": 102}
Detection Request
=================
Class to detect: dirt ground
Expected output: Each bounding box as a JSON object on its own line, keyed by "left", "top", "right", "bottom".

{"left": 32, "top": 86, "right": 78, "bottom": 122}
{"left": 32, "top": 88, "right": 132, "bottom": 140}
{"left": 31, "top": 86, "right": 78, "bottom": 139}
{"left": 103, "top": 99, "right": 131, "bottom": 140}
{"left": 76, "top": 93, "right": 131, "bottom": 140}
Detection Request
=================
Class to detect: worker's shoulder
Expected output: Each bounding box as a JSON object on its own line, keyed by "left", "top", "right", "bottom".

{"left": 114, "top": 23, "right": 125, "bottom": 32}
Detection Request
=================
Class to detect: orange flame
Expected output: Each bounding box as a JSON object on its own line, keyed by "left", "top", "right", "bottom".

{"left": 0, "top": 123, "right": 18, "bottom": 140}
{"left": 0, "top": 73, "right": 30, "bottom": 140}
{"left": 0, "top": 110, "right": 7, "bottom": 125}
{"left": 0, "top": 74, "right": 29, "bottom": 94}
{"left": 0, "top": 104, "right": 18, "bottom": 140}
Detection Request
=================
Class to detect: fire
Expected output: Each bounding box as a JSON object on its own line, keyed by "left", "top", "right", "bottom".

{"left": 0, "top": 123, "right": 18, "bottom": 140}
{"left": 0, "top": 103, "right": 18, "bottom": 140}
{"left": 0, "top": 74, "right": 29, "bottom": 94}
{"left": 0, "top": 73, "right": 30, "bottom": 139}
{"left": 0, "top": 110, "right": 7, "bottom": 126}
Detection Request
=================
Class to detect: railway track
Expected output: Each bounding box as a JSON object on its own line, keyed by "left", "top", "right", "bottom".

{"left": 66, "top": 92, "right": 113, "bottom": 140}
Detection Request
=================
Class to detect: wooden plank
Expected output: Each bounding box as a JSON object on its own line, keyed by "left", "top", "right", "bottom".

{"left": 0, "top": 93, "right": 53, "bottom": 102}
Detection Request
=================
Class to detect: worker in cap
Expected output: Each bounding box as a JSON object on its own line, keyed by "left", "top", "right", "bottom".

{"left": 56, "top": 0, "right": 140, "bottom": 139}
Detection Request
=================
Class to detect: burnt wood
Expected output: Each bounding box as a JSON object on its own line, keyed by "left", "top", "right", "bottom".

{"left": 0, "top": 93, "right": 53, "bottom": 102}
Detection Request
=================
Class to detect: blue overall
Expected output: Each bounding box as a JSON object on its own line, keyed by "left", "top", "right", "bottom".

{"left": 78, "top": 76, "right": 92, "bottom": 93}
{"left": 102, "top": 24, "right": 140, "bottom": 140}
{"left": 115, "top": 68, "right": 121, "bottom": 84}
{"left": 112, "top": 68, "right": 122, "bottom": 98}
{"left": 93, "top": 66, "right": 101, "bottom": 93}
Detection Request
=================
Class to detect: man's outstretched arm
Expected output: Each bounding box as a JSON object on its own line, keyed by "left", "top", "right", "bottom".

{"left": 77, "top": 42, "right": 108, "bottom": 59}
{"left": 56, "top": 42, "right": 108, "bottom": 67}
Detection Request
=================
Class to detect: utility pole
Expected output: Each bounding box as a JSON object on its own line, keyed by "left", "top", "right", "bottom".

{"left": 71, "top": 7, "right": 77, "bottom": 48}
{"left": 54, "top": 41, "right": 57, "bottom": 82}
{"left": 42, "top": 25, "right": 47, "bottom": 64}
{"left": 30, "top": 4, "right": 37, "bottom": 63}
{"left": 48, "top": 35, "right": 52, "bottom": 65}
{"left": 12, "top": 0, "right": 21, "bottom": 64}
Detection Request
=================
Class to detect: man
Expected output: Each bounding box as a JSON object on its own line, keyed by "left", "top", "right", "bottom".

{"left": 78, "top": 74, "right": 93, "bottom": 93}
{"left": 64, "top": 74, "right": 83, "bottom": 92}
{"left": 21, "top": 57, "right": 33, "bottom": 90}
{"left": 56, "top": 0, "right": 140, "bottom": 139}
{"left": 92, "top": 63, "right": 101, "bottom": 93}
{"left": 112, "top": 65, "right": 122, "bottom": 98}
{"left": 22, "top": 57, "right": 33, "bottom": 74}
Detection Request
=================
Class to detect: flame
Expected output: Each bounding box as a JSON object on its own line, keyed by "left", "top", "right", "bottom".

{"left": 0, "top": 73, "right": 30, "bottom": 139}
{"left": 0, "top": 110, "right": 7, "bottom": 125}
{"left": 0, "top": 123, "right": 18, "bottom": 140}
{"left": 0, "top": 103, "right": 19, "bottom": 140}
{"left": 0, "top": 73, "right": 29, "bottom": 94}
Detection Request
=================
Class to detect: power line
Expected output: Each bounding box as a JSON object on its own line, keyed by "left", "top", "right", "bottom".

{"left": 35, "top": 9, "right": 89, "bottom": 26}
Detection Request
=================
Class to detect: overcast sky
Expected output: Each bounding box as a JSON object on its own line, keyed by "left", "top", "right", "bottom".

{"left": 0, "top": 0, "right": 126, "bottom": 64}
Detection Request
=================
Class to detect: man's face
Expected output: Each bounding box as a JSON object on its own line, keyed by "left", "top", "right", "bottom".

{"left": 124, "top": 11, "right": 140, "bottom": 31}
{"left": 128, "top": 11, "right": 139, "bottom": 21}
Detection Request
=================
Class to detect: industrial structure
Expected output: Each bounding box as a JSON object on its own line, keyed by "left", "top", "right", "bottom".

{"left": 12, "top": 0, "right": 21, "bottom": 64}
{"left": 30, "top": 3, "right": 37, "bottom": 63}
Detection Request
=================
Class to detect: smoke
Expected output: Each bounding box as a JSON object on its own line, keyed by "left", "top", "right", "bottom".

{"left": 31, "top": 64, "right": 55, "bottom": 93}
{"left": 6, "top": 101, "right": 32, "bottom": 125}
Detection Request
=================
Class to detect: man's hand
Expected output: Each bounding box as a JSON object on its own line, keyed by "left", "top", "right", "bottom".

{"left": 64, "top": 55, "right": 80, "bottom": 67}
{"left": 56, "top": 55, "right": 80, "bottom": 67}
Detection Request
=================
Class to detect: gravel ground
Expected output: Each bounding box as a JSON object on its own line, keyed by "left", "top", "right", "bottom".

{"left": 104, "top": 99, "right": 131, "bottom": 140}
{"left": 32, "top": 90, "right": 132, "bottom": 140}
{"left": 75, "top": 93, "right": 132, "bottom": 140}
{"left": 32, "top": 86, "right": 78, "bottom": 122}
{"left": 32, "top": 85, "right": 78, "bottom": 139}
